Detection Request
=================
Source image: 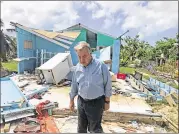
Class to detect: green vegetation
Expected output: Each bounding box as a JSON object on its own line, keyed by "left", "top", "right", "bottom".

{"left": 120, "top": 33, "right": 178, "bottom": 89}
{"left": 119, "top": 67, "right": 135, "bottom": 74}
{"left": 120, "top": 34, "right": 178, "bottom": 66}
{"left": 2, "top": 60, "right": 18, "bottom": 71}
{"left": 120, "top": 66, "right": 178, "bottom": 89}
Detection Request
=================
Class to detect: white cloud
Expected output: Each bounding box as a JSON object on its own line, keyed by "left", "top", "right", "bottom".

{"left": 115, "top": 17, "right": 121, "bottom": 25}
{"left": 121, "top": 1, "right": 178, "bottom": 39}
{"left": 1, "top": 1, "right": 178, "bottom": 39}
{"left": 85, "top": 1, "right": 99, "bottom": 11}
{"left": 92, "top": 9, "right": 105, "bottom": 19}
{"left": 83, "top": 1, "right": 143, "bottom": 29}
{"left": 84, "top": 1, "right": 178, "bottom": 38}
{"left": 1, "top": 1, "right": 80, "bottom": 33}
{"left": 103, "top": 17, "right": 115, "bottom": 29}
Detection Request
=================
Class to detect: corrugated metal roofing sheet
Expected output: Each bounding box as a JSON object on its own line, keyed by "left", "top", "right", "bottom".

{"left": 58, "top": 31, "right": 81, "bottom": 39}
{"left": 33, "top": 30, "right": 81, "bottom": 39}
{"left": 33, "top": 30, "right": 60, "bottom": 39}
{"left": 15, "top": 23, "right": 81, "bottom": 49}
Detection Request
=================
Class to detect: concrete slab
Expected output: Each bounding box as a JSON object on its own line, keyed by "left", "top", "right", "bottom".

{"left": 29, "top": 86, "right": 153, "bottom": 116}
{"left": 9, "top": 74, "right": 153, "bottom": 115}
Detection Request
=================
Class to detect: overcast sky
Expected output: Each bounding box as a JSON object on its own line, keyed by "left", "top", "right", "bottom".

{"left": 1, "top": 1, "right": 178, "bottom": 46}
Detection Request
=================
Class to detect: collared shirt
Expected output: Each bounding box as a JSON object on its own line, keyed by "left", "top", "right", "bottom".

{"left": 69, "top": 58, "right": 112, "bottom": 100}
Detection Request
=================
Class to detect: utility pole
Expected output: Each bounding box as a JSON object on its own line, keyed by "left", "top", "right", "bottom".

{"left": 116, "top": 30, "right": 129, "bottom": 40}
{"left": 116, "top": 30, "right": 129, "bottom": 73}
{"left": 116, "top": 30, "right": 129, "bottom": 50}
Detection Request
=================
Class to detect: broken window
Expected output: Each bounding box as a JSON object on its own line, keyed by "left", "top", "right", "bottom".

{"left": 24, "top": 41, "right": 32, "bottom": 49}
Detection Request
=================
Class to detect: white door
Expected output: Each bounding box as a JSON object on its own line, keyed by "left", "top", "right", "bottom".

{"left": 43, "top": 70, "right": 55, "bottom": 84}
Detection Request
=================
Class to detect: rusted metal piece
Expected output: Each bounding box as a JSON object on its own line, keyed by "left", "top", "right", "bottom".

{"left": 13, "top": 117, "right": 40, "bottom": 133}
{"left": 40, "top": 116, "right": 60, "bottom": 133}
{"left": 36, "top": 100, "right": 60, "bottom": 133}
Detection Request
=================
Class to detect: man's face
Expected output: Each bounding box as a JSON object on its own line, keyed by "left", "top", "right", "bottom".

{"left": 76, "top": 48, "right": 91, "bottom": 66}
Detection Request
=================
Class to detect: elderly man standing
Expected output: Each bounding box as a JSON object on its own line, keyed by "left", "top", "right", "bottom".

{"left": 69, "top": 41, "right": 112, "bottom": 133}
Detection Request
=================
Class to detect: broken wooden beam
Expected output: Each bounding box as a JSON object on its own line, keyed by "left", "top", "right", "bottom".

{"left": 52, "top": 108, "right": 162, "bottom": 119}
{"left": 162, "top": 114, "right": 178, "bottom": 133}
{"left": 170, "top": 91, "right": 178, "bottom": 100}
{"left": 164, "top": 94, "right": 177, "bottom": 106}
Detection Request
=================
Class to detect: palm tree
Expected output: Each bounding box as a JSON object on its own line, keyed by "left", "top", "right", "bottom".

{"left": 0, "top": 19, "right": 17, "bottom": 62}
{"left": 0, "top": 19, "right": 4, "bottom": 27}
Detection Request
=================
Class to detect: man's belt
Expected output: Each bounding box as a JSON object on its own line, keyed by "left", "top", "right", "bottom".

{"left": 79, "top": 95, "right": 104, "bottom": 102}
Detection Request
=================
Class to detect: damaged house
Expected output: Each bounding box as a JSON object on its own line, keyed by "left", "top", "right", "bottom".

{"left": 12, "top": 22, "right": 120, "bottom": 74}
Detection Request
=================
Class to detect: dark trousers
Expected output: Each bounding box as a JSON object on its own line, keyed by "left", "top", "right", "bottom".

{"left": 77, "top": 95, "right": 105, "bottom": 133}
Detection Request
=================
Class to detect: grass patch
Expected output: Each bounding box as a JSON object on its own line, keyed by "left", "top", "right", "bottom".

{"left": 2, "top": 60, "right": 18, "bottom": 72}
{"left": 142, "top": 75, "right": 150, "bottom": 80}
{"left": 136, "top": 68, "right": 153, "bottom": 75}
{"left": 119, "top": 67, "right": 153, "bottom": 80}
{"left": 119, "top": 67, "right": 135, "bottom": 74}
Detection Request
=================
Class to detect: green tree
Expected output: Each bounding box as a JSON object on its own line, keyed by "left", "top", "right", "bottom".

{"left": 0, "top": 19, "right": 4, "bottom": 27}
{"left": 0, "top": 20, "right": 17, "bottom": 62}
{"left": 120, "top": 35, "right": 153, "bottom": 66}
{"left": 155, "top": 34, "right": 178, "bottom": 61}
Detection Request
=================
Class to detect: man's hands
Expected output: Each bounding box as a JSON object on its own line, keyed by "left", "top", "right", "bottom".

{"left": 69, "top": 100, "right": 75, "bottom": 111}
{"left": 104, "top": 97, "right": 110, "bottom": 111}
{"left": 104, "top": 103, "right": 110, "bottom": 111}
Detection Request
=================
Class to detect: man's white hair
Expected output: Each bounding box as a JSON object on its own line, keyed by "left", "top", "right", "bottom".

{"left": 74, "top": 41, "right": 91, "bottom": 53}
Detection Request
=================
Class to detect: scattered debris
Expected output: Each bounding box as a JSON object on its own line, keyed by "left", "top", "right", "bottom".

{"left": 162, "top": 114, "right": 178, "bottom": 133}
{"left": 4, "top": 123, "right": 11, "bottom": 133}
{"left": 165, "top": 93, "right": 177, "bottom": 106}
{"left": 16, "top": 80, "right": 29, "bottom": 88}
{"left": 1, "top": 63, "right": 177, "bottom": 133}
{"left": 131, "top": 121, "right": 139, "bottom": 128}
{"left": 174, "top": 80, "right": 178, "bottom": 86}
{"left": 35, "top": 100, "right": 60, "bottom": 133}
{"left": 144, "top": 126, "right": 154, "bottom": 133}
{"left": 13, "top": 117, "right": 40, "bottom": 133}
{"left": 1, "top": 76, "right": 35, "bottom": 123}
{"left": 57, "top": 80, "right": 71, "bottom": 87}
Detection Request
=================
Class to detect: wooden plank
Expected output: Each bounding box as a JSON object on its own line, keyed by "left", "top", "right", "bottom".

{"left": 4, "top": 123, "right": 11, "bottom": 133}
{"left": 164, "top": 94, "right": 176, "bottom": 106}
{"left": 160, "top": 89, "right": 167, "bottom": 97}
{"left": 1, "top": 128, "right": 4, "bottom": 133}
{"left": 171, "top": 92, "right": 178, "bottom": 100}
{"left": 174, "top": 80, "right": 178, "bottom": 86}
{"left": 162, "top": 114, "right": 178, "bottom": 133}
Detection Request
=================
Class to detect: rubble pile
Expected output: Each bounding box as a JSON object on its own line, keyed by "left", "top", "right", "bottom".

{"left": 0, "top": 71, "right": 177, "bottom": 133}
